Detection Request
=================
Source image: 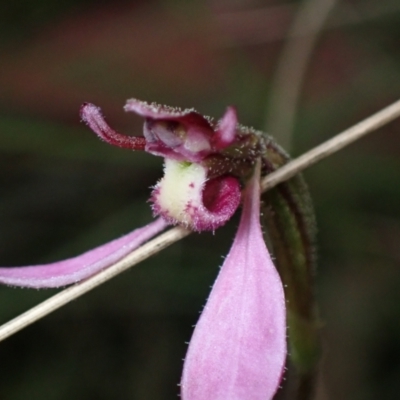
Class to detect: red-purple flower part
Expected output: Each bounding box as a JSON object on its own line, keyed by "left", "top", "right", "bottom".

{"left": 124, "top": 99, "right": 239, "bottom": 159}
{"left": 82, "top": 99, "right": 238, "bottom": 162}
{"left": 81, "top": 100, "right": 242, "bottom": 231}
{"left": 181, "top": 163, "right": 286, "bottom": 400}
{"left": 0, "top": 99, "right": 287, "bottom": 400}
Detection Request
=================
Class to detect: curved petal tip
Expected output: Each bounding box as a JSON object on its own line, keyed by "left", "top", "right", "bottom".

{"left": 0, "top": 218, "right": 167, "bottom": 288}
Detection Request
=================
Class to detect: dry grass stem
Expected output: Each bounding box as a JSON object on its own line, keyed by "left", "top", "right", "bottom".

{"left": 1, "top": 98, "right": 400, "bottom": 342}
{"left": 0, "top": 226, "right": 190, "bottom": 342}
{"left": 261, "top": 99, "right": 400, "bottom": 191}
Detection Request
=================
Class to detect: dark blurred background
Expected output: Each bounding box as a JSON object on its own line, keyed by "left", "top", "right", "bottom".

{"left": 0, "top": 0, "right": 400, "bottom": 399}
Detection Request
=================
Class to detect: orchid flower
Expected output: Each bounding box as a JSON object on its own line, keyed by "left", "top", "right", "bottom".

{"left": 0, "top": 99, "right": 286, "bottom": 399}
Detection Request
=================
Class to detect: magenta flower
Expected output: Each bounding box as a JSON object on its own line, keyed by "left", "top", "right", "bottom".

{"left": 0, "top": 99, "right": 286, "bottom": 399}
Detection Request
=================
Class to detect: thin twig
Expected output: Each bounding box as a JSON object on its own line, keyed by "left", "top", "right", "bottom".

{"left": 1, "top": 98, "right": 400, "bottom": 342}
{"left": 0, "top": 227, "right": 190, "bottom": 342}
{"left": 261, "top": 99, "right": 400, "bottom": 191}
{"left": 265, "top": 0, "right": 337, "bottom": 150}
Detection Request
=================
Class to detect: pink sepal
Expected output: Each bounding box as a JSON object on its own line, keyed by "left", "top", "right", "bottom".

{"left": 124, "top": 98, "right": 212, "bottom": 131}
{"left": 213, "top": 106, "right": 238, "bottom": 149}
{"left": 80, "top": 103, "right": 146, "bottom": 150}
{"left": 181, "top": 164, "right": 286, "bottom": 400}
{"left": 0, "top": 218, "right": 167, "bottom": 288}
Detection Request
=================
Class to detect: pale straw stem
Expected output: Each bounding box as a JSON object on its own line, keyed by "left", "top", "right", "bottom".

{"left": 1, "top": 98, "right": 400, "bottom": 342}
{"left": 261, "top": 98, "right": 400, "bottom": 191}
{"left": 0, "top": 226, "right": 190, "bottom": 342}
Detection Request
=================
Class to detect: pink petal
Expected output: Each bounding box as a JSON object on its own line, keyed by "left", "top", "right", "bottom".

{"left": 181, "top": 163, "right": 286, "bottom": 400}
{"left": 0, "top": 218, "right": 167, "bottom": 288}
{"left": 80, "top": 103, "right": 147, "bottom": 150}
{"left": 212, "top": 106, "right": 238, "bottom": 149}
{"left": 124, "top": 98, "right": 212, "bottom": 131}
